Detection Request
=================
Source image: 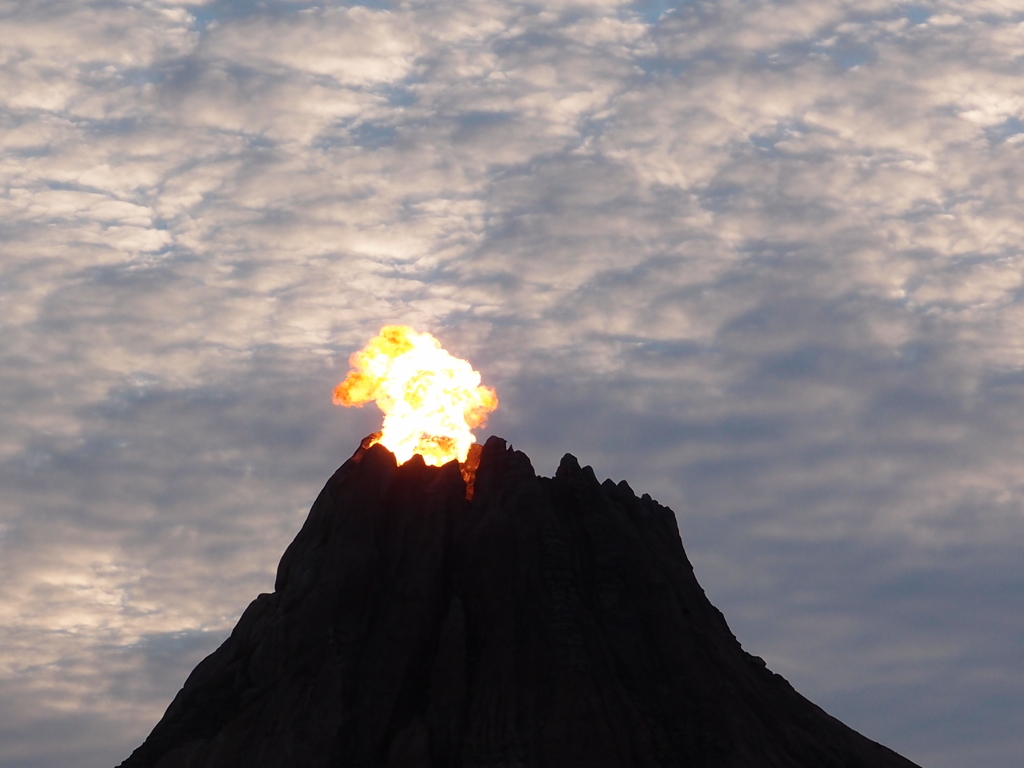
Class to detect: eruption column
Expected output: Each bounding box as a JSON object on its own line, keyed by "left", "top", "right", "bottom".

{"left": 333, "top": 326, "right": 498, "bottom": 466}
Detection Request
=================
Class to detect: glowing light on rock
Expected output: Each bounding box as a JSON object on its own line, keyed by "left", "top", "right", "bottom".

{"left": 333, "top": 325, "right": 498, "bottom": 466}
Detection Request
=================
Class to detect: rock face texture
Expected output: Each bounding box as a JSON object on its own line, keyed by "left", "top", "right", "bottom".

{"left": 119, "top": 436, "right": 921, "bottom": 768}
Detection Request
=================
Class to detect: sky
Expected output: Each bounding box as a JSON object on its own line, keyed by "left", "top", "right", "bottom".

{"left": 2, "top": 0, "right": 1023, "bottom": 766}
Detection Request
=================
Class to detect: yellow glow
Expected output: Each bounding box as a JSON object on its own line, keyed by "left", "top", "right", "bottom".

{"left": 333, "top": 326, "right": 498, "bottom": 466}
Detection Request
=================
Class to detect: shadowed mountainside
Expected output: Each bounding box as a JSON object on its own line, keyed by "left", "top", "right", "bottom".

{"left": 119, "top": 436, "right": 921, "bottom": 768}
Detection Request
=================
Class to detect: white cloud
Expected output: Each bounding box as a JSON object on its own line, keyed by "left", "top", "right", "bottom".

{"left": 208, "top": 7, "right": 421, "bottom": 85}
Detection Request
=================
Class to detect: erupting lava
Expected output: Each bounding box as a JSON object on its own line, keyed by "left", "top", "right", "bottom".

{"left": 333, "top": 326, "right": 498, "bottom": 466}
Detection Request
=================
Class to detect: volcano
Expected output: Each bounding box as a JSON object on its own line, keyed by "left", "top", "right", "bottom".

{"left": 119, "top": 436, "right": 920, "bottom": 768}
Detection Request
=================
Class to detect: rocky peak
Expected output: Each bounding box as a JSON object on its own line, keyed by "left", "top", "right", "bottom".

{"left": 119, "top": 436, "right": 920, "bottom": 768}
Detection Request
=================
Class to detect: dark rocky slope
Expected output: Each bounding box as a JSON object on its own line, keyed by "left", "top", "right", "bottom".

{"left": 119, "top": 436, "right": 921, "bottom": 768}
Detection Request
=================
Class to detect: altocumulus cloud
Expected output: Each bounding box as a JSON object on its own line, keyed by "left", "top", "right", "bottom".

{"left": 2, "top": 0, "right": 1023, "bottom": 766}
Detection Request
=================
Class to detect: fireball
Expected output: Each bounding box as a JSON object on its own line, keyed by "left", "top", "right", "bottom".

{"left": 333, "top": 326, "right": 498, "bottom": 466}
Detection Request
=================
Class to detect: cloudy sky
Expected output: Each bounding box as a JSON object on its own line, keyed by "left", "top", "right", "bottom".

{"left": 2, "top": 0, "right": 1023, "bottom": 765}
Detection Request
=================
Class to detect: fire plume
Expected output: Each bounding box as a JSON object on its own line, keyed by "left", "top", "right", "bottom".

{"left": 333, "top": 326, "right": 498, "bottom": 466}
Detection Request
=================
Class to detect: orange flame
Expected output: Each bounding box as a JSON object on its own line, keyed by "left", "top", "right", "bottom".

{"left": 333, "top": 326, "right": 498, "bottom": 466}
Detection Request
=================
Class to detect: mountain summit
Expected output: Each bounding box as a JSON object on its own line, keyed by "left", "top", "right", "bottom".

{"left": 119, "top": 436, "right": 920, "bottom": 768}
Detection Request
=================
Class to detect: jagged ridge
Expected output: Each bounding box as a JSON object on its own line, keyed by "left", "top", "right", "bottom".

{"left": 119, "top": 436, "right": 921, "bottom": 768}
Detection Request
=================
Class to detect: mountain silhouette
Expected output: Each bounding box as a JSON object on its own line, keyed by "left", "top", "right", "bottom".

{"left": 119, "top": 435, "right": 921, "bottom": 768}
